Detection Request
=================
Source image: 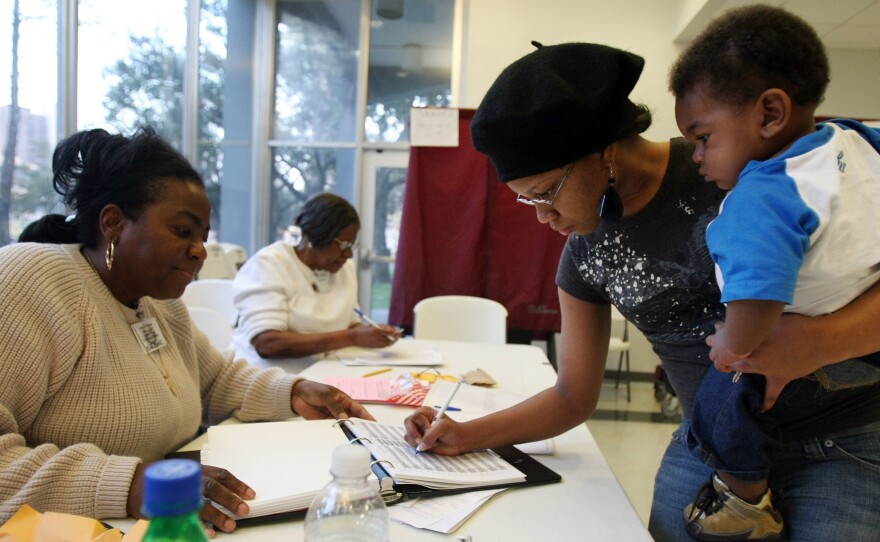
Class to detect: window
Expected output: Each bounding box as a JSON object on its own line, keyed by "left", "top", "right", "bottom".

{"left": 270, "top": 146, "right": 355, "bottom": 240}
{"left": 267, "top": 0, "right": 454, "bottom": 240}
{"left": 270, "top": 0, "right": 362, "bottom": 238}
{"left": 77, "top": 0, "right": 228, "bottom": 233}
{"left": 366, "top": 0, "right": 453, "bottom": 143}
{"left": 0, "top": 0, "right": 60, "bottom": 244}
{"left": 78, "top": 0, "right": 188, "bottom": 138}
{"left": 0, "top": 0, "right": 456, "bottom": 320}
{"left": 0, "top": 0, "right": 233, "bottom": 246}
{"left": 198, "top": 0, "right": 229, "bottom": 234}
{"left": 268, "top": 0, "right": 454, "bottom": 317}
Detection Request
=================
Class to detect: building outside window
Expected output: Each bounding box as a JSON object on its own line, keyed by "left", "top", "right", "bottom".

{"left": 0, "top": 0, "right": 60, "bottom": 245}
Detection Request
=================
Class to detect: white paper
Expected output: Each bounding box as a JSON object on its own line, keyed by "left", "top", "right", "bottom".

{"left": 336, "top": 344, "right": 443, "bottom": 367}
{"left": 409, "top": 107, "right": 459, "bottom": 147}
{"left": 388, "top": 489, "right": 504, "bottom": 533}
{"left": 200, "top": 420, "right": 346, "bottom": 517}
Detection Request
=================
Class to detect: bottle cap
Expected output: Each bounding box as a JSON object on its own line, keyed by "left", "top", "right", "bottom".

{"left": 142, "top": 459, "right": 203, "bottom": 517}
{"left": 330, "top": 444, "right": 371, "bottom": 478}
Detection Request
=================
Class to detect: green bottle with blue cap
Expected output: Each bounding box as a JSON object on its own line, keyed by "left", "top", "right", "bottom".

{"left": 141, "top": 459, "right": 209, "bottom": 542}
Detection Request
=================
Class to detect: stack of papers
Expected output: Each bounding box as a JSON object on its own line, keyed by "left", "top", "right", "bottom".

{"left": 388, "top": 489, "right": 505, "bottom": 533}
{"left": 200, "top": 420, "right": 343, "bottom": 517}
{"left": 336, "top": 342, "right": 443, "bottom": 367}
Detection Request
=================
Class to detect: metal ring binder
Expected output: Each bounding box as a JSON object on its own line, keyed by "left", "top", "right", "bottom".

{"left": 332, "top": 419, "right": 354, "bottom": 428}
{"left": 349, "top": 436, "right": 372, "bottom": 444}
{"left": 380, "top": 490, "right": 405, "bottom": 504}
{"left": 370, "top": 459, "right": 394, "bottom": 469}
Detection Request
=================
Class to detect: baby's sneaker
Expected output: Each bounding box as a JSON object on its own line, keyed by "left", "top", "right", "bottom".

{"left": 684, "top": 473, "right": 785, "bottom": 541}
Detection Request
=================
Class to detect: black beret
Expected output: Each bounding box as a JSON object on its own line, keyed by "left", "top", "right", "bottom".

{"left": 471, "top": 42, "right": 645, "bottom": 182}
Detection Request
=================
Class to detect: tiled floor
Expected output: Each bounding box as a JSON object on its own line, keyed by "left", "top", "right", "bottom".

{"left": 586, "top": 379, "right": 681, "bottom": 527}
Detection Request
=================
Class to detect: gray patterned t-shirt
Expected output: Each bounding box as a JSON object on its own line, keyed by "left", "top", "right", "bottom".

{"left": 556, "top": 138, "right": 726, "bottom": 415}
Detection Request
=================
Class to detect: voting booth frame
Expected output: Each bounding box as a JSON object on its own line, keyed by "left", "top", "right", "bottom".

{"left": 389, "top": 109, "right": 566, "bottom": 349}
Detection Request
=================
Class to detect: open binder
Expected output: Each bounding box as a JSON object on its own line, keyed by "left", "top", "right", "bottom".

{"left": 197, "top": 418, "right": 561, "bottom": 520}
{"left": 337, "top": 419, "right": 560, "bottom": 503}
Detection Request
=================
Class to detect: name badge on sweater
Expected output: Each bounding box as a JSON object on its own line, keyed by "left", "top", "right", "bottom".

{"left": 314, "top": 269, "right": 332, "bottom": 293}
{"left": 132, "top": 318, "right": 168, "bottom": 354}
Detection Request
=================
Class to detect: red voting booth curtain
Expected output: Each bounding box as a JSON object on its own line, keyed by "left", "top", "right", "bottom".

{"left": 388, "top": 109, "right": 567, "bottom": 339}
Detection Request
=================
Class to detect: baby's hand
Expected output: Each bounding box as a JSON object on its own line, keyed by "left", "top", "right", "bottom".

{"left": 706, "top": 321, "right": 747, "bottom": 372}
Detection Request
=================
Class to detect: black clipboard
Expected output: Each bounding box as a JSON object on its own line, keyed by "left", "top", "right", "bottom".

{"left": 338, "top": 422, "right": 562, "bottom": 505}
{"left": 169, "top": 421, "right": 562, "bottom": 526}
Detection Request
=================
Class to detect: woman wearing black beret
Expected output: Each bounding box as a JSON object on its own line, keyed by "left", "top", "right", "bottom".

{"left": 404, "top": 42, "right": 880, "bottom": 542}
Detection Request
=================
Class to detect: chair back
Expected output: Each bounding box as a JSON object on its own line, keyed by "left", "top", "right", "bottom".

{"left": 181, "top": 278, "right": 237, "bottom": 326}
{"left": 413, "top": 295, "right": 507, "bottom": 344}
{"left": 197, "top": 243, "right": 235, "bottom": 279}
{"left": 221, "top": 242, "right": 248, "bottom": 274}
{"left": 188, "top": 306, "right": 233, "bottom": 351}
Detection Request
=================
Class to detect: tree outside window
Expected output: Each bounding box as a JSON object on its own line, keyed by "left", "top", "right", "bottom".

{"left": 0, "top": 0, "right": 59, "bottom": 245}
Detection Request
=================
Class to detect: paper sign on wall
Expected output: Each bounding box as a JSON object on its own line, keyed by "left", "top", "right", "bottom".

{"left": 410, "top": 107, "right": 459, "bottom": 147}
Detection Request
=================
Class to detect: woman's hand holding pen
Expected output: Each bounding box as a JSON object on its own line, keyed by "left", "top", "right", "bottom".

{"left": 348, "top": 323, "right": 402, "bottom": 347}
{"left": 352, "top": 307, "right": 403, "bottom": 345}
{"left": 128, "top": 462, "right": 255, "bottom": 537}
{"left": 403, "top": 406, "right": 469, "bottom": 456}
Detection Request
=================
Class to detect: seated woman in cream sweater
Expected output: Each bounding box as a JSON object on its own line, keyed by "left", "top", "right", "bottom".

{"left": 0, "top": 127, "right": 372, "bottom": 536}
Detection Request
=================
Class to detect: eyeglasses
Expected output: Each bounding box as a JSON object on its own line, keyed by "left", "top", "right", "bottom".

{"left": 516, "top": 162, "right": 576, "bottom": 206}
{"left": 333, "top": 237, "right": 357, "bottom": 252}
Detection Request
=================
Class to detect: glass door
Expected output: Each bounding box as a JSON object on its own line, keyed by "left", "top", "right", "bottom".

{"left": 358, "top": 149, "right": 408, "bottom": 322}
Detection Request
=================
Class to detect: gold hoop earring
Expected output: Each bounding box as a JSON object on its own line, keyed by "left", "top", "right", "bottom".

{"left": 105, "top": 240, "right": 116, "bottom": 271}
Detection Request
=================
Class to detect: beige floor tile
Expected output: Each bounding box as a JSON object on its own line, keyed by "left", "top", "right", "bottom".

{"left": 587, "top": 380, "right": 678, "bottom": 526}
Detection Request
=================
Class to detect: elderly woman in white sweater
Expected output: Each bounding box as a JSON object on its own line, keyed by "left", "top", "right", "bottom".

{"left": 0, "top": 127, "right": 372, "bottom": 535}
{"left": 232, "top": 193, "right": 401, "bottom": 372}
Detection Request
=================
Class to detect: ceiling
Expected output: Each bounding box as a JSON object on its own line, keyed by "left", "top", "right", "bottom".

{"left": 676, "top": 0, "right": 880, "bottom": 49}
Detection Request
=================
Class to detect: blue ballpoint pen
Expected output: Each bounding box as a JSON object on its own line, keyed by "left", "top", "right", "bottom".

{"left": 353, "top": 307, "right": 401, "bottom": 341}
{"left": 353, "top": 307, "right": 381, "bottom": 328}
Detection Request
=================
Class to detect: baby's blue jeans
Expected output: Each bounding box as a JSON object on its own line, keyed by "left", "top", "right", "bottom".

{"left": 688, "top": 356, "right": 880, "bottom": 480}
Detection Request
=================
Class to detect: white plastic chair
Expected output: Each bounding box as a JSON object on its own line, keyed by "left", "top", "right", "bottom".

{"left": 188, "top": 306, "right": 233, "bottom": 351}
{"left": 221, "top": 242, "right": 248, "bottom": 274}
{"left": 181, "top": 278, "right": 237, "bottom": 326}
{"left": 610, "top": 306, "right": 632, "bottom": 402}
{"left": 413, "top": 295, "right": 508, "bottom": 344}
{"left": 197, "top": 243, "right": 235, "bottom": 279}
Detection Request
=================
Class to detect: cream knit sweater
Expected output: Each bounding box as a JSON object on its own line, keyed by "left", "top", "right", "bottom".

{"left": 0, "top": 243, "right": 301, "bottom": 522}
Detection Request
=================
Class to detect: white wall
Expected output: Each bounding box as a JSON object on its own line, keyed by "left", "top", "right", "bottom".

{"left": 457, "top": 0, "right": 880, "bottom": 373}
{"left": 459, "top": 0, "right": 691, "bottom": 141}
{"left": 822, "top": 49, "right": 880, "bottom": 120}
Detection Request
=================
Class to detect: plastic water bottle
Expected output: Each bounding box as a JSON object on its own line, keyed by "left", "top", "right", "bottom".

{"left": 141, "top": 459, "right": 209, "bottom": 542}
{"left": 304, "top": 444, "right": 390, "bottom": 542}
